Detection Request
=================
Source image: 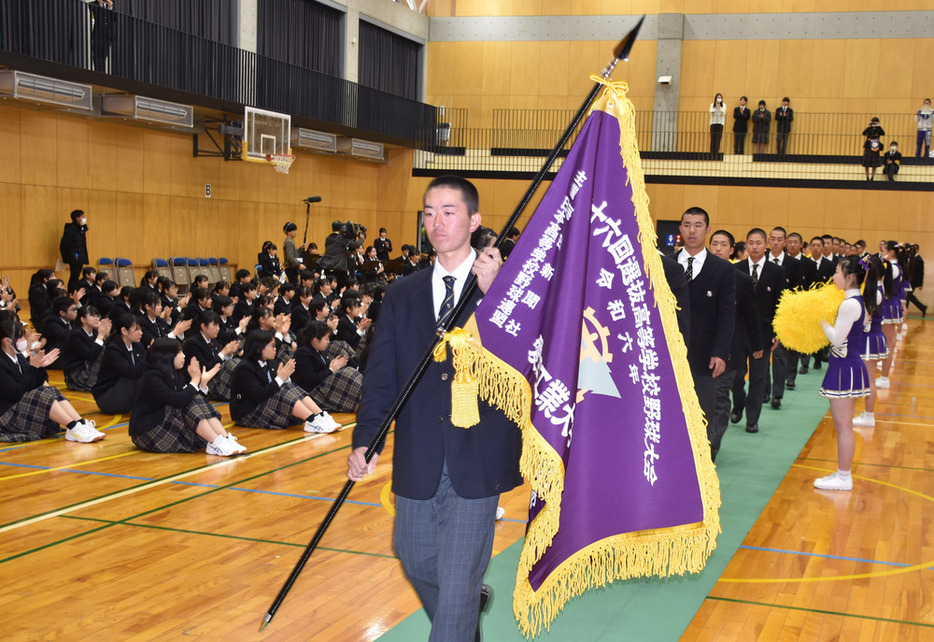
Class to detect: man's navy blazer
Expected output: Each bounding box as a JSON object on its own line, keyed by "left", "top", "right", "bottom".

{"left": 353, "top": 267, "right": 523, "bottom": 501}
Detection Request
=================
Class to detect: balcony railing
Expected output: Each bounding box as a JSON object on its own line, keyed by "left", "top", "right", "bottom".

{"left": 415, "top": 109, "right": 934, "bottom": 185}
{"left": 0, "top": 0, "right": 440, "bottom": 145}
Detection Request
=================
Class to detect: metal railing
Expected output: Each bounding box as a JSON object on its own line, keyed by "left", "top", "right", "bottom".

{"left": 0, "top": 0, "right": 441, "bottom": 145}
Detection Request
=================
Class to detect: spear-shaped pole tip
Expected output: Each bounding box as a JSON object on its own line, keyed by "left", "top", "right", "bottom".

{"left": 614, "top": 15, "right": 645, "bottom": 62}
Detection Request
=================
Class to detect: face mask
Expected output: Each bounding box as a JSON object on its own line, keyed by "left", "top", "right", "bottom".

{"left": 890, "top": 146, "right": 897, "bottom": 152}
{"left": 79, "top": 218, "right": 87, "bottom": 225}
{"left": 15, "top": 339, "right": 27, "bottom": 352}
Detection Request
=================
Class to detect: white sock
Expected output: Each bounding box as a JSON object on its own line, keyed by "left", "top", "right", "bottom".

{"left": 864, "top": 412, "right": 874, "bottom": 419}
{"left": 837, "top": 470, "right": 852, "bottom": 479}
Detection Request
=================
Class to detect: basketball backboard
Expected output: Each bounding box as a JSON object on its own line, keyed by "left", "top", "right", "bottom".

{"left": 243, "top": 106, "right": 291, "bottom": 162}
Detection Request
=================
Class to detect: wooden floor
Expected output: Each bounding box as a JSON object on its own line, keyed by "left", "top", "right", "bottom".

{"left": 2, "top": 317, "right": 931, "bottom": 640}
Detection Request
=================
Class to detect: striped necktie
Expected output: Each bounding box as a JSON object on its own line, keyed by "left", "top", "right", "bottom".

{"left": 685, "top": 256, "right": 694, "bottom": 282}
{"left": 437, "top": 275, "right": 456, "bottom": 329}
{"left": 751, "top": 263, "right": 759, "bottom": 289}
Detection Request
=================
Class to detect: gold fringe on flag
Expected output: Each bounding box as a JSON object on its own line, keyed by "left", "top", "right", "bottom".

{"left": 773, "top": 282, "right": 846, "bottom": 354}
{"left": 434, "top": 78, "right": 721, "bottom": 638}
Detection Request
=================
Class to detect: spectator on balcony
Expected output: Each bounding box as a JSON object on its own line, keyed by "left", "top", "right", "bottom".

{"left": 85, "top": 0, "right": 117, "bottom": 72}
{"left": 752, "top": 101, "right": 771, "bottom": 155}
{"left": 732, "top": 96, "right": 750, "bottom": 155}
{"left": 861, "top": 117, "right": 885, "bottom": 181}
{"left": 709, "top": 93, "right": 726, "bottom": 155}
{"left": 915, "top": 98, "right": 932, "bottom": 158}
{"left": 775, "top": 97, "right": 794, "bottom": 155}
{"left": 883, "top": 142, "right": 902, "bottom": 182}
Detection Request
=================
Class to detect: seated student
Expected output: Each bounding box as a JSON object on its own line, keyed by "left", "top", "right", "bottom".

{"left": 0, "top": 313, "right": 104, "bottom": 443}
{"left": 335, "top": 294, "right": 372, "bottom": 353}
{"left": 159, "top": 279, "right": 189, "bottom": 325}
{"left": 60, "top": 306, "right": 111, "bottom": 391}
{"left": 229, "top": 330, "right": 341, "bottom": 433}
{"left": 130, "top": 338, "right": 245, "bottom": 457}
{"left": 231, "top": 283, "right": 257, "bottom": 324}
{"left": 183, "top": 287, "right": 212, "bottom": 320}
{"left": 274, "top": 282, "right": 295, "bottom": 317}
{"left": 97, "top": 280, "right": 120, "bottom": 318}
{"left": 247, "top": 306, "right": 295, "bottom": 362}
{"left": 298, "top": 270, "right": 316, "bottom": 294}
{"left": 228, "top": 269, "right": 252, "bottom": 300}
{"left": 28, "top": 269, "right": 56, "bottom": 324}
{"left": 138, "top": 290, "right": 191, "bottom": 348}
{"left": 258, "top": 241, "right": 283, "bottom": 280}
{"left": 88, "top": 270, "right": 110, "bottom": 309}
{"left": 290, "top": 286, "right": 314, "bottom": 335}
{"left": 182, "top": 310, "right": 241, "bottom": 401}
{"left": 212, "top": 280, "right": 230, "bottom": 302}
{"left": 39, "top": 297, "right": 77, "bottom": 365}
{"left": 108, "top": 286, "right": 134, "bottom": 322}
{"left": 189, "top": 274, "right": 209, "bottom": 294}
{"left": 310, "top": 277, "right": 333, "bottom": 306}
{"left": 293, "top": 321, "right": 363, "bottom": 413}
{"left": 77, "top": 267, "right": 97, "bottom": 306}
{"left": 92, "top": 314, "right": 146, "bottom": 414}
{"left": 212, "top": 295, "right": 248, "bottom": 345}
{"left": 140, "top": 270, "right": 160, "bottom": 292}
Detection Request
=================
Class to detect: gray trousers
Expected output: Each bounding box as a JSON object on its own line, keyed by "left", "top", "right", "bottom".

{"left": 394, "top": 465, "right": 499, "bottom": 642}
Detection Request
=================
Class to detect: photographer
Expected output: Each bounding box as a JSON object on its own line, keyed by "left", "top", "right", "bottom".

{"left": 317, "top": 220, "right": 355, "bottom": 289}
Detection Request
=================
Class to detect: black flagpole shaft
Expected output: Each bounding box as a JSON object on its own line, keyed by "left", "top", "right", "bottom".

{"left": 259, "top": 17, "right": 643, "bottom": 632}
{"left": 302, "top": 201, "right": 311, "bottom": 247}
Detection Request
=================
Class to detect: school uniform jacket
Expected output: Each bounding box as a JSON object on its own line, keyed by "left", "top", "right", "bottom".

{"left": 128, "top": 371, "right": 200, "bottom": 438}
{"left": 108, "top": 301, "right": 133, "bottom": 323}
{"left": 293, "top": 345, "right": 332, "bottom": 392}
{"left": 182, "top": 333, "right": 224, "bottom": 370}
{"left": 92, "top": 340, "right": 146, "bottom": 395}
{"left": 290, "top": 304, "right": 313, "bottom": 335}
{"left": 728, "top": 271, "right": 763, "bottom": 368}
{"left": 735, "top": 259, "right": 787, "bottom": 343}
{"left": 39, "top": 315, "right": 73, "bottom": 355}
{"left": 59, "top": 328, "right": 104, "bottom": 373}
{"left": 273, "top": 296, "right": 292, "bottom": 317}
{"left": 336, "top": 315, "right": 362, "bottom": 350}
{"left": 812, "top": 255, "right": 837, "bottom": 283}
{"left": 674, "top": 250, "right": 735, "bottom": 374}
{"left": 0, "top": 353, "right": 47, "bottom": 416}
{"left": 229, "top": 359, "right": 282, "bottom": 421}
{"left": 138, "top": 315, "right": 173, "bottom": 348}
{"left": 231, "top": 300, "right": 253, "bottom": 325}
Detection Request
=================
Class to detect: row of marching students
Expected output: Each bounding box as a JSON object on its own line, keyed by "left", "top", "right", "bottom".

{"left": 2, "top": 276, "right": 377, "bottom": 456}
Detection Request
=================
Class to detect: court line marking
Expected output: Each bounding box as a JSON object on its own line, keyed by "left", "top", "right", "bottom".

{"left": 0, "top": 424, "right": 355, "bottom": 536}
{"left": 798, "top": 456, "right": 934, "bottom": 473}
{"left": 738, "top": 544, "right": 934, "bottom": 570}
{"left": 59, "top": 514, "right": 398, "bottom": 558}
{"left": 705, "top": 596, "right": 934, "bottom": 629}
{"left": 0, "top": 451, "right": 136, "bottom": 481}
{"left": 718, "top": 463, "right": 934, "bottom": 584}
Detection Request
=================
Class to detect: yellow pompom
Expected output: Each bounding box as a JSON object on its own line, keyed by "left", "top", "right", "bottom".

{"left": 773, "top": 283, "right": 846, "bottom": 354}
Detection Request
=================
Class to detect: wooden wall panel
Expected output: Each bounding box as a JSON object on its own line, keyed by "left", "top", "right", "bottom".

{"left": 20, "top": 110, "right": 58, "bottom": 188}
{"left": 56, "top": 118, "right": 89, "bottom": 190}
{"left": 0, "top": 106, "right": 23, "bottom": 184}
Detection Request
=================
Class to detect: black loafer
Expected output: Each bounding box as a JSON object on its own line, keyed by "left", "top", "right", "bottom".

{"left": 730, "top": 409, "right": 742, "bottom": 424}
{"left": 746, "top": 424, "right": 759, "bottom": 433}
{"left": 476, "top": 584, "right": 493, "bottom": 642}
{"left": 771, "top": 397, "right": 782, "bottom": 409}
{"left": 786, "top": 381, "right": 795, "bottom": 390}
{"left": 799, "top": 365, "right": 809, "bottom": 374}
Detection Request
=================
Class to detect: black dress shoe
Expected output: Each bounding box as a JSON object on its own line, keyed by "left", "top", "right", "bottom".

{"left": 813, "top": 361, "right": 822, "bottom": 370}
{"left": 786, "top": 381, "right": 795, "bottom": 390}
{"left": 746, "top": 424, "right": 759, "bottom": 433}
{"left": 730, "top": 409, "right": 742, "bottom": 424}
{"left": 476, "top": 584, "right": 493, "bottom": 642}
{"left": 771, "top": 396, "right": 781, "bottom": 409}
{"left": 799, "top": 365, "right": 809, "bottom": 375}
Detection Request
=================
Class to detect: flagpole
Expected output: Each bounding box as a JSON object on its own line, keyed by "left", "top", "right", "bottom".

{"left": 258, "top": 16, "right": 644, "bottom": 633}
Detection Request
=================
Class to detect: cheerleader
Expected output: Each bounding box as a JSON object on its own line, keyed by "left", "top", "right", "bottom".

{"left": 229, "top": 330, "right": 341, "bottom": 433}
{"left": 60, "top": 306, "right": 111, "bottom": 391}
{"left": 877, "top": 241, "right": 902, "bottom": 388}
{"left": 130, "top": 338, "right": 245, "bottom": 456}
{"left": 854, "top": 256, "right": 886, "bottom": 427}
{"left": 92, "top": 314, "right": 146, "bottom": 414}
{"left": 815, "top": 256, "right": 872, "bottom": 491}
{"left": 0, "top": 312, "right": 104, "bottom": 443}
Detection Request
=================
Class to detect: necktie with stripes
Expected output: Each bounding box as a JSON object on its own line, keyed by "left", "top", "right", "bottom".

{"left": 437, "top": 275, "right": 456, "bottom": 329}
{"left": 751, "top": 263, "right": 759, "bottom": 289}
{"left": 685, "top": 256, "right": 694, "bottom": 282}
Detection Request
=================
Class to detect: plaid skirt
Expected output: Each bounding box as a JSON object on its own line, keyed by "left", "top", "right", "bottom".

{"left": 326, "top": 340, "right": 356, "bottom": 362}
{"left": 311, "top": 368, "right": 362, "bottom": 413}
{"left": 237, "top": 382, "right": 305, "bottom": 430}
{"left": 276, "top": 342, "right": 295, "bottom": 364}
{"left": 208, "top": 358, "right": 239, "bottom": 401}
{"left": 0, "top": 386, "right": 65, "bottom": 442}
{"left": 65, "top": 353, "right": 104, "bottom": 392}
{"left": 131, "top": 395, "right": 220, "bottom": 453}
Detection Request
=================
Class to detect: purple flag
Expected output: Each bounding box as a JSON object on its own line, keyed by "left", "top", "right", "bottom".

{"left": 438, "top": 81, "right": 720, "bottom": 636}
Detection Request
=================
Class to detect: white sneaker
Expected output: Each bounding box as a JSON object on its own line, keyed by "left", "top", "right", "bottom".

{"left": 305, "top": 413, "right": 341, "bottom": 434}
{"left": 495, "top": 506, "right": 506, "bottom": 521}
{"left": 65, "top": 420, "right": 105, "bottom": 443}
{"left": 206, "top": 435, "right": 238, "bottom": 456}
{"left": 224, "top": 434, "right": 247, "bottom": 453}
{"left": 852, "top": 413, "right": 875, "bottom": 427}
{"left": 876, "top": 376, "right": 890, "bottom": 389}
{"left": 814, "top": 472, "right": 853, "bottom": 491}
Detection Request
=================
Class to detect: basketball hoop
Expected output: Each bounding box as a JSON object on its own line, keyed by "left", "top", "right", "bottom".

{"left": 267, "top": 153, "right": 296, "bottom": 174}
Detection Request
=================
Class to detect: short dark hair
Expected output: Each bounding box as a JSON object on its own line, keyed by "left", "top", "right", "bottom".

{"left": 741, "top": 95, "right": 748, "bottom": 101}
{"left": 235, "top": 269, "right": 251, "bottom": 281}
{"left": 758, "top": 100, "right": 766, "bottom": 107}
{"left": 810, "top": 236, "right": 824, "bottom": 245}
{"left": 425, "top": 175, "right": 479, "bottom": 215}
{"left": 770, "top": 226, "right": 787, "bottom": 237}
{"left": 300, "top": 320, "right": 332, "bottom": 346}
{"left": 309, "top": 299, "right": 328, "bottom": 317}
{"left": 82, "top": 266, "right": 96, "bottom": 279}
{"left": 681, "top": 207, "right": 709, "bottom": 226}
{"left": 782, "top": 96, "right": 790, "bottom": 102}
{"left": 102, "top": 280, "right": 119, "bottom": 295}
{"left": 283, "top": 222, "right": 297, "bottom": 233}
{"left": 197, "top": 309, "right": 221, "bottom": 330}
{"left": 53, "top": 297, "right": 75, "bottom": 315}
{"left": 280, "top": 282, "right": 295, "bottom": 295}
{"left": 787, "top": 232, "right": 802, "bottom": 242}
{"left": 70, "top": 209, "right": 84, "bottom": 221}
{"left": 710, "top": 229, "right": 734, "bottom": 247}
{"left": 242, "top": 329, "right": 275, "bottom": 360}
{"left": 746, "top": 228, "right": 767, "bottom": 241}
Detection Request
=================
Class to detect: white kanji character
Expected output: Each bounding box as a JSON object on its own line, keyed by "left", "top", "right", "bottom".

{"left": 639, "top": 347, "right": 659, "bottom": 371}
{"left": 506, "top": 284, "right": 524, "bottom": 302}
{"left": 498, "top": 299, "right": 517, "bottom": 317}
{"left": 627, "top": 279, "right": 646, "bottom": 305}
{"left": 490, "top": 310, "right": 508, "bottom": 328}
{"left": 521, "top": 291, "right": 541, "bottom": 310}
{"left": 607, "top": 234, "right": 634, "bottom": 264}
{"left": 530, "top": 247, "right": 547, "bottom": 262}
{"left": 636, "top": 325, "right": 655, "bottom": 350}
{"left": 505, "top": 319, "right": 521, "bottom": 337}
{"left": 644, "top": 396, "right": 661, "bottom": 420}
{"left": 607, "top": 299, "right": 627, "bottom": 321}
{"left": 618, "top": 332, "right": 633, "bottom": 353}
{"left": 591, "top": 200, "right": 609, "bottom": 223}
{"left": 644, "top": 419, "right": 661, "bottom": 443}
{"left": 628, "top": 363, "right": 640, "bottom": 383}
{"left": 550, "top": 402, "right": 576, "bottom": 447}
{"left": 618, "top": 257, "right": 642, "bottom": 286}
{"left": 536, "top": 379, "right": 570, "bottom": 417}
{"left": 643, "top": 444, "right": 659, "bottom": 486}
{"left": 596, "top": 268, "right": 615, "bottom": 289}
{"left": 641, "top": 372, "right": 660, "bottom": 397}
{"left": 528, "top": 335, "right": 544, "bottom": 366}
{"left": 540, "top": 264, "right": 555, "bottom": 281}
{"left": 632, "top": 304, "right": 650, "bottom": 328}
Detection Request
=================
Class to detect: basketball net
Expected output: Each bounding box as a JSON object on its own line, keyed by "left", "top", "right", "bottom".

{"left": 270, "top": 153, "right": 295, "bottom": 174}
